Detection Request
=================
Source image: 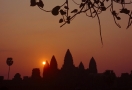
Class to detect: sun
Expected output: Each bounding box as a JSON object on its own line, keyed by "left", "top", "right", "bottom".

{"left": 42, "top": 61, "right": 46, "bottom": 65}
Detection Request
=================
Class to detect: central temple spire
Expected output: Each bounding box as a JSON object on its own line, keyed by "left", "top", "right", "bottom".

{"left": 61, "top": 49, "right": 75, "bottom": 71}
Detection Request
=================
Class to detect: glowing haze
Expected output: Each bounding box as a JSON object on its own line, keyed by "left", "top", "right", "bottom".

{"left": 0, "top": 0, "right": 132, "bottom": 79}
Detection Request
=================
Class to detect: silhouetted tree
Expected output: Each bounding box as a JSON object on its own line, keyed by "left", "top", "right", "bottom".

{"left": 89, "top": 57, "right": 97, "bottom": 74}
{"left": 13, "top": 73, "right": 22, "bottom": 81}
{"left": 30, "top": 0, "right": 132, "bottom": 44}
{"left": 61, "top": 49, "right": 75, "bottom": 72}
{"left": 6, "top": 57, "right": 13, "bottom": 80}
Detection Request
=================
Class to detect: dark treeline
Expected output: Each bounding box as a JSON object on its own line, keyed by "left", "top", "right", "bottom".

{"left": 0, "top": 49, "right": 132, "bottom": 90}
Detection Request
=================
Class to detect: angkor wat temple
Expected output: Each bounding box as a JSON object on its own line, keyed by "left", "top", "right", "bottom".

{"left": 0, "top": 49, "right": 132, "bottom": 90}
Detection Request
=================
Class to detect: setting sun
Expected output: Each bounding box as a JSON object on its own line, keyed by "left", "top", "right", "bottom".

{"left": 42, "top": 61, "right": 46, "bottom": 65}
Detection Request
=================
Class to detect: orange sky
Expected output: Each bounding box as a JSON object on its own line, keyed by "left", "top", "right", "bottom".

{"left": 0, "top": 0, "right": 132, "bottom": 79}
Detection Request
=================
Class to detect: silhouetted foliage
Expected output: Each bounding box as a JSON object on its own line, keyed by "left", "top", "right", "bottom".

{"left": 6, "top": 58, "right": 13, "bottom": 66}
{"left": 6, "top": 57, "right": 13, "bottom": 80}
{"left": 30, "top": 0, "right": 132, "bottom": 44}
{"left": 13, "top": 73, "right": 22, "bottom": 81}
{"left": 52, "top": 6, "right": 61, "bottom": 16}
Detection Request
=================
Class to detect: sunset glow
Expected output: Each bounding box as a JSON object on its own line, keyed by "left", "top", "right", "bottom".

{"left": 42, "top": 61, "right": 46, "bottom": 65}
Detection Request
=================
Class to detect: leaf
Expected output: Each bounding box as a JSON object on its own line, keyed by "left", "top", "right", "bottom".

{"left": 37, "top": 0, "right": 44, "bottom": 8}
{"left": 93, "top": 10, "right": 96, "bottom": 13}
{"left": 120, "top": 8, "right": 130, "bottom": 14}
{"left": 100, "top": 2, "right": 104, "bottom": 6}
{"left": 66, "top": 16, "right": 71, "bottom": 24}
{"left": 64, "top": 6, "right": 69, "bottom": 10}
{"left": 67, "top": 20, "right": 70, "bottom": 24}
{"left": 60, "top": 10, "right": 66, "bottom": 15}
{"left": 88, "top": 2, "right": 91, "bottom": 8}
{"left": 71, "top": 9, "right": 78, "bottom": 13}
{"left": 121, "top": 0, "right": 124, "bottom": 3}
{"left": 80, "top": 3, "right": 84, "bottom": 8}
{"left": 82, "top": 0, "right": 86, "bottom": 2}
{"left": 94, "top": 0, "right": 99, "bottom": 4}
{"left": 100, "top": 7, "right": 106, "bottom": 11}
{"left": 112, "top": 11, "right": 116, "bottom": 16}
{"left": 116, "top": 16, "right": 121, "bottom": 20}
{"left": 59, "top": 19, "right": 63, "bottom": 23}
{"left": 116, "top": 0, "right": 120, "bottom": 3}
{"left": 67, "top": 16, "right": 71, "bottom": 21}
{"left": 125, "top": 10, "right": 130, "bottom": 14}
{"left": 52, "top": 6, "right": 60, "bottom": 16}
{"left": 30, "top": 0, "right": 37, "bottom": 6}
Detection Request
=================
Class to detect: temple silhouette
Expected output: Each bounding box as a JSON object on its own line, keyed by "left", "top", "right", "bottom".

{"left": 0, "top": 49, "right": 132, "bottom": 90}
